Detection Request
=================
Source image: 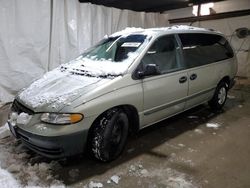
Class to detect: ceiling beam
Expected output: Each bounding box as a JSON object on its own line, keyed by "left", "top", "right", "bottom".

{"left": 79, "top": 0, "right": 225, "bottom": 12}
{"left": 169, "top": 9, "right": 250, "bottom": 24}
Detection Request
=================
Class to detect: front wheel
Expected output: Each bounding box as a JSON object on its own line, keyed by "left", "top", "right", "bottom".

{"left": 209, "top": 82, "right": 228, "bottom": 111}
{"left": 88, "top": 109, "right": 129, "bottom": 162}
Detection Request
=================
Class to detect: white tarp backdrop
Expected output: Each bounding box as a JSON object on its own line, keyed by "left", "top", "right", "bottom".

{"left": 0, "top": 0, "right": 168, "bottom": 103}
{"left": 0, "top": 0, "right": 51, "bottom": 103}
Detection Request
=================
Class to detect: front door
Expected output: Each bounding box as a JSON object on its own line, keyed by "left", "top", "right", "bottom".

{"left": 140, "top": 35, "right": 188, "bottom": 127}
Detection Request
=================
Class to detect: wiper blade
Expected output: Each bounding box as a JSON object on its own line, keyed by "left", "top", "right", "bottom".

{"left": 60, "top": 66, "right": 121, "bottom": 79}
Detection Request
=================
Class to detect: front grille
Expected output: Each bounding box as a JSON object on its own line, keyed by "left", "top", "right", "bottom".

{"left": 16, "top": 128, "right": 64, "bottom": 158}
{"left": 11, "top": 100, "right": 34, "bottom": 115}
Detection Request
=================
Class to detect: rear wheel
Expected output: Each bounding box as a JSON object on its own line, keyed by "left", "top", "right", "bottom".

{"left": 89, "top": 109, "right": 129, "bottom": 162}
{"left": 209, "top": 82, "right": 228, "bottom": 111}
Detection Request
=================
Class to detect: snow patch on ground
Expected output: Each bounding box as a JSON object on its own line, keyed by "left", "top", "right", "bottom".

{"left": 0, "top": 123, "right": 10, "bottom": 139}
{"left": 187, "top": 116, "right": 199, "bottom": 119}
{"left": 146, "top": 168, "right": 197, "bottom": 188}
{"left": 68, "top": 168, "right": 80, "bottom": 180}
{"left": 110, "top": 175, "right": 120, "bottom": 184}
{"left": 194, "top": 129, "right": 203, "bottom": 134}
{"left": 206, "top": 123, "right": 221, "bottom": 129}
{"left": 178, "top": 143, "right": 185, "bottom": 148}
{"left": 166, "top": 176, "right": 196, "bottom": 188}
{"left": 188, "top": 148, "right": 197, "bottom": 153}
{"left": 169, "top": 154, "right": 195, "bottom": 167}
{"left": 0, "top": 136, "right": 65, "bottom": 187}
{"left": 0, "top": 167, "right": 20, "bottom": 188}
{"left": 129, "top": 164, "right": 148, "bottom": 177}
{"left": 86, "top": 181, "right": 103, "bottom": 188}
{"left": 128, "top": 163, "right": 198, "bottom": 188}
{"left": 227, "top": 95, "right": 236, "bottom": 99}
{"left": 127, "top": 148, "right": 135, "bottom": 153}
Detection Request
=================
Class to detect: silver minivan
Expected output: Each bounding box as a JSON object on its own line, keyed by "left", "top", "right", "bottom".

{"left": 8, "top": 26, "right": 237, "bottom": 161}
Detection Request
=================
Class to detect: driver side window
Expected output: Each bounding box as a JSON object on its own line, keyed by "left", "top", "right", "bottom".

{"left": 142, "top": 35, "right": 182, "bottom": 74}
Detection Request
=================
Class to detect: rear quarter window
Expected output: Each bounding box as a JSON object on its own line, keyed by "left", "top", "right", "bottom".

{"left": 179, "top": 33, "right": 234, "bottom": 68}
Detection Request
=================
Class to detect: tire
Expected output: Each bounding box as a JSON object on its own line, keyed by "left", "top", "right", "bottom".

{"left": 209, "top": 82, "right": 228, "bottom": 111}
{"left": 89, "top": 109, "right": 129, "bottom": 162}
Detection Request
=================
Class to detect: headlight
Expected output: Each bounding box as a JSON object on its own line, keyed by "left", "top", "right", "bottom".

{"left": 41, "top": 113, "right": 83, "bottom": 125}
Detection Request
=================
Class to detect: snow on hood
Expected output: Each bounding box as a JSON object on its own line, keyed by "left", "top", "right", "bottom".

{"left": 17, "top": 68, "right": 110, "bottom": 110}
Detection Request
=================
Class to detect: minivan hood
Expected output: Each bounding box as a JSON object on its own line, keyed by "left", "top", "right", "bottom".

{"left": 17, "top": 68, "right": 111, "bottom": 112}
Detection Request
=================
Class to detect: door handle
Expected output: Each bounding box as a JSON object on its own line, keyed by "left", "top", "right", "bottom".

{"left": 179, "top": 76, "right": 187, "bottom": 83}
{"left": 190, "top": 73, "right": 197, "bottom": 81}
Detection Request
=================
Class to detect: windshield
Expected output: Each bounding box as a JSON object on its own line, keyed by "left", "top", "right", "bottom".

{"left": 83, "top": 34, "right": 148, "bottom": 62}
{"left": 60, "top": 34, "right": 151, "bottom": 78}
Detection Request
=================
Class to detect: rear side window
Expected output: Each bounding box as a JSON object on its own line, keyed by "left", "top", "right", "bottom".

{"left": 179, "top": 33, "right": 234, "bottom": 68}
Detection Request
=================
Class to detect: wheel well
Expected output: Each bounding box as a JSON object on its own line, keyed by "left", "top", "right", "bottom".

{"left": 86, "top": 105, "right": 139, "bottom": 154}
{"left": 219, "top": 76, "right": 230, "bottom": 89}
{"left": 89, "top": 105, "right": 140, "bottom": 136}
{"left": 120, "top": 105, "right": 140, "bottom": 134}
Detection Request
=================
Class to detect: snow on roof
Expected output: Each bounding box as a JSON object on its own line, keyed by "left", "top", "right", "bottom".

{"left": 111, "top": 27, "right": 145, "bottom": 37}
{"left": 110, "top": 25, "right": 220, "bottom": 38}
{"left": 148, "top": 25, "right": 209, "bottom": 32}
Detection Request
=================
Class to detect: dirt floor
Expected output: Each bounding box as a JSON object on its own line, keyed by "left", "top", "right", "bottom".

{"left": 0, "top": 78, "right": 250, "bottom": 188}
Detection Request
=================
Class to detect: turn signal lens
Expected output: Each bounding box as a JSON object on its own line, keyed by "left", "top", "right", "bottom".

{"left": 70, "top": 114, "right": 83, "bottom": 124}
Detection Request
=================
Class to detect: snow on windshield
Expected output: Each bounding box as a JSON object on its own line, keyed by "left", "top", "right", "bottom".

{"left": 61, "top": 52, "right": 138, "bottom": 78}
{"left": 60, "top": 31, "right": 153, "bottom": 78}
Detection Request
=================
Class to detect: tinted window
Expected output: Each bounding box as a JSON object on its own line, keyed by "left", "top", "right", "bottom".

{"left": 179, "top": 33, "right": 234, "bottom": 68}
{"left": 141, "top": 35, "right": 182, "bottom": 74}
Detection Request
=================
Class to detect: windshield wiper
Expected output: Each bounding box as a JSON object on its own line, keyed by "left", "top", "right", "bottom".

{"left": 60, "top": 66, "right": 121, "bottom": 79}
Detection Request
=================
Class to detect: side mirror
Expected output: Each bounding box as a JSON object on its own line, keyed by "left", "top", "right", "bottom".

{"left": 137, "top": 64, "right": 160, "bottom": 78}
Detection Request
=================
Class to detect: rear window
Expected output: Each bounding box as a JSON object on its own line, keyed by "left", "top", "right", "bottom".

{"left": 179, "top": 33, "right": 234, "bottom": 68}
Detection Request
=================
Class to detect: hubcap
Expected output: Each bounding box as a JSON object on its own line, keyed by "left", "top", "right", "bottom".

{"left": 218, "top": 87, "right": 226, "bottom": 105}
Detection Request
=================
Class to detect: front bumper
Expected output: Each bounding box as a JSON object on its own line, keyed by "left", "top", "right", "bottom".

{"left": 9, "top": 122, "right": 89, "bottom": 159}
